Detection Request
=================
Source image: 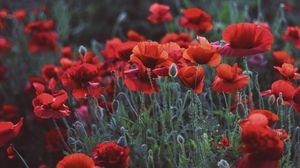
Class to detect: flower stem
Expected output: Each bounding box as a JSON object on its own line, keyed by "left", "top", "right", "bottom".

{"left": 11, "top": 145, "right": 30, "bottom": 168}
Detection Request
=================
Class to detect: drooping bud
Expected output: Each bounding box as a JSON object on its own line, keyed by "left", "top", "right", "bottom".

{"left": 267, "top": 94, "right": 275, "bottom": 104}
{"left": 217, "top": 159, "right": 230, "bottom": 168}
{"left": 277, "top": 92, "right": 283, "bottom": 105}
{"left": 177, "top": 134, "right": 185, "bottom": 144}
{"left": 78, "top": 45, "right": 87, "bottom": 57}
{"left": 169, "top": 63, "right": 178, "bottom": 77}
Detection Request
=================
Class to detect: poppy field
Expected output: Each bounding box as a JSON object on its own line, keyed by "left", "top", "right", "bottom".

{"left": 1, "top": 0, "right": 300, "bottom": 168}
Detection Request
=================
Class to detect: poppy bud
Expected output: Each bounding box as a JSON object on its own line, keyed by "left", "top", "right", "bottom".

{"left": 140, "top": 144, "right": 148, "bottom": 154}
{"left": 217, "top": 159, "right": 230, "bottom": 168}
{"left": 177, "top": 134, "right": 185, "bottom": 144}
{"left": 147, "top": 149, "right": 153, "bottom": 161}
{"left": 78, "top": 45, "right": 87, "bottom": 57}
{"left": 268, "top": 95, "right": 275, "bottom": 104}
{"left": 277, "top": 92, "right": 283, "bottom": 105}
{"left": 169, "top": 63, "right": 178, "bottom": 77}
{"left": 117, "top": 136, "right": 127, "bottom": 146}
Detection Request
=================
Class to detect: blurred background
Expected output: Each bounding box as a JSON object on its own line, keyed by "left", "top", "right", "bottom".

{"left": 0, "top": 0, "right": 299, "bottom": 167}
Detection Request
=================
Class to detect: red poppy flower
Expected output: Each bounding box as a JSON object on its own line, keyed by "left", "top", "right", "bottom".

{"left": 274, "top": 63, "right": 300, "bottom": 80}
{"left": 7, "top": 145, "right": 15, "bottom": 159}
{"left": 116, "top": 41, "right": 138, "bottom": 61}
{"left": 160, "top": 32, "right": 193, "bottom": 48}
{"left": 92, "top": 141, "right": 130, "bottom": 168}
{"left": 62, "top": 63, "right": 101, "bottom": 98}
{"left": 60, "top": 58, "right": 73, "bottom": 70}
{"left": 0, "top": 37, "right": 11, "bottom": 56}
{"left": 239, "top": 110, "right": 279, "bottom": 127}
{"left": 162, "top": 42, "right": 186, "bottom": 67}
{"left": 272, "top": 51, "right": 295, "bottom": 66}
{"left": 218, "top": 23, "right": 273, "bottom": 57}
{"left": 0, "top": 104, "right": 19, "bottom": 121}
{"left": 130, "top": 41, "right": 170, "bottom": 74}
{"left": 56, "top": 153, "right": 95, "bottom": 168}
{"left": 215, "top": 136, "right": 231, "bottom": 148}
{"left": 147, "top": 3, "right": 173, "bottom": 24}
{"left": 283, "top": 26, "right": 300, "bottom": 49}
{"left": 28, "top": 31, "right": 59, "bottom": 53}
{"left": 41, "top": 64, "right": 60, "bottom": 81}
{"left": 32, "top": 90, "right": 70, "bottom": 119}
{"left": 237, "top": 110, "right": 283, "bottom": 168}
{"left": 13, "top": 10, "right": 27, "bottom": 21}
{"left": 61, "top": 47, "right": 73, "bottom": 59}
{"left": 46, "top": 128, "right": 67, "bottom": 152}
{"left": 101, "top": 38, "right": 122, "bottom": 60}
{"left": 178, "top": 66, "right": 205, "bottom": 94}
{"left": 24, "top": 19, "right": 58, "bottom": 53}
{"left": 179, "top": 8, "right": 213, "bottom": 34}
{"left": 239, "top": 125, "right": 283, "bottom": 161}
{"left": 183, "top": 37, "right": 221, "bottom": 66}
{"left": 123, "top": 68, "right": 159, "bottom": 94}
{"left": 24, "top": 19, "right": 55, "bottom": 33}
{"left": 127, "top": 30, "right": 145, "bottom": 42}
{"left": 261, "top": 80, "right": 296, "bottom": 105}
{"left": 212, "top": 64, "right": 249, "bottom": 93}
{"left": 80, "top": 51, "right": 100, "bottom": 65}
{"left": 0, "top": 117, "right": 23, "bottom": 147}
{"left": 0, "top": 9, "right": 8, "bottom": 30}
{"left": 292, "top": 87, "right": 300, "bottom": 113}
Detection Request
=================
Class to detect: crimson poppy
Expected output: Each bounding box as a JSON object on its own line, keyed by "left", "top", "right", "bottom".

{"left": 274, "top": 63, "right": 300, "bottom": 80}
{"left": 127, "top": 30, "right": 145, "bottom": 42}
{"left": 56, "top": 153, "right": 95, "bottom": 168}
{"left": 237, "top": 110, "right": 283, "bottom": 168}
{"left": 101, "top": 38, "right": 122, "bottom": 60}
{"left": 0, "top": 9, "right": 8, "bottom": 30}
{"left": 32, "top": 90, "right": 70, "bottom": 119}
{"left": 261, "top": 80, "right": 296, "bottom": 105}
{"left": 60, "top": 47, "right": 74, "bottom": 59}
{"left": 123, "top": 68, "right": 159, "bottom": 94}
{"left": 218, "top": 22, "right": 273, "bottom": 57}
{"left": 162, "top": 42, "right": 186, "bottom": 67}
{"left": 61, "top": 63, "right": 101, "bottom": 98}
{"left": 215, "top": 136, "right": 231, "bottom": 148}
{"left": 212, "top": 63, "right": 249, "bottom": 93}
{"left": 6, "top": 145, "right": 15, "bottom": 159}
{"left": 92, "top": 141, "right": 130, "bottom": 168}
{"left": 160, "top": 32, "right": 193, "bottom": 48}
{"left": 0, "top": 117, "right": 23, "bottom": 147}
{"left": 179, "top": 7, "right": 213, "bottom": 34}
{"left": 178, "top": 66, "right": 205, "bottom": 94}
{"left": 130, "top": 41, "right": 168, "bottom": 70}
{"left": 147, "top": 3, "right": 173, "bottom": 24}
{"left": 183, "top": 37, "right": 221, "bottom": 66}
{"left": 283, "top": 26, "right": 300, "bottom": 49}
{"left": 0, "top": 37, "right": 11, "bottom": 56}
{"left": 13, "top": 10, "right": 27, "bottom": 21}
{"left": 272, "top": 51, "right": 295, "bottom": 66}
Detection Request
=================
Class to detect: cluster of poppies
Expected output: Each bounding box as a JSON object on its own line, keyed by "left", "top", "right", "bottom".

{"left": 0, "top": 2, "right": 299, "bottom": 168}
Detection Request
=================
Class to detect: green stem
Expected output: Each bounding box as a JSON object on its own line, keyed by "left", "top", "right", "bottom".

{"left": 11, "top": 145, "right": 30, "bottom": 168}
